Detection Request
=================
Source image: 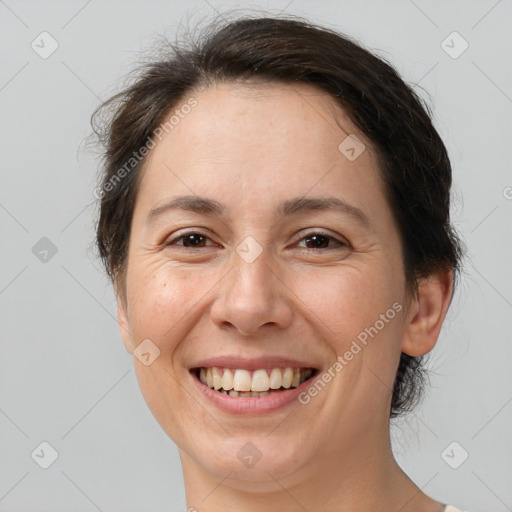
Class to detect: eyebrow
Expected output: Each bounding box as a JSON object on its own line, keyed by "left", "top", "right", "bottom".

{"left": 145, "top": 195, "right": 370, "bottom": 227}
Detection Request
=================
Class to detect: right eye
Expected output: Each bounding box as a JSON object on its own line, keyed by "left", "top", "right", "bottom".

{"left": 164, "top": 231, "right": 217, "bottom": 249}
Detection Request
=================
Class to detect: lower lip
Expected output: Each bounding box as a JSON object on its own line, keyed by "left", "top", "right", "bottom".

{"left": 190, "top": 371, "right": 317, "bottom": 415}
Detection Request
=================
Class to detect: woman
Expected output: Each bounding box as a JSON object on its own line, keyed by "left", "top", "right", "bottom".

{"left": 92, "top": 13, "right": 465, "bottom": 512}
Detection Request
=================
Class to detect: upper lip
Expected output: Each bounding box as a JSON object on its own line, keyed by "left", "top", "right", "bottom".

{"left": 189, "top": 356, "right": 319, "bottom": 371}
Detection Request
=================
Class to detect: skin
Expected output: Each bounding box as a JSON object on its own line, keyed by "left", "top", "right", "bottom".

{"left": 116, "top": 81, "right": 454, "bottom": 512}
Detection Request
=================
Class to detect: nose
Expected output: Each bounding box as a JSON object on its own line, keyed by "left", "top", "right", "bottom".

{"left": 209, "top": 245, "right": 293, "bottom": 336}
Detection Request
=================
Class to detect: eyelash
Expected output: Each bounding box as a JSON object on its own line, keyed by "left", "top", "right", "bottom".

{"left": 164, "top": 230, "right": 349, "bottom": 251}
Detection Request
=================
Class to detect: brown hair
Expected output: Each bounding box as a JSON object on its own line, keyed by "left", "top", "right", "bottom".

{"left": 91, "top": 12, "right": 463, "bottom": 417}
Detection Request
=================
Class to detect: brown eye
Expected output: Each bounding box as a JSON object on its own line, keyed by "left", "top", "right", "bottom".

{"left": 297, "top": 232, "right": 348, "bottom": 250}
{"left": 166, "top": 232, "right": 214, "bottom": 248}
{"left": 304, "top": 234, "right": 330, "bottom": 249}
{"left": 164, "top": 230, "right": 347, "bottom": 251}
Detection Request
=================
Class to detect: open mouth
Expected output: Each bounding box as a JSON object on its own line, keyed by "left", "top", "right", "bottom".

{"left": 192, "top": 366, "right": 318, "bottom": 398}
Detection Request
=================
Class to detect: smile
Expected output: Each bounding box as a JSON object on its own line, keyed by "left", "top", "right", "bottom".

{"left": 195, "top": 367, "right": 316, "bottom": 397}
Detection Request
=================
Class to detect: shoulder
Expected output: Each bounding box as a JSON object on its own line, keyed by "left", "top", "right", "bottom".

{"left": 444, "top": 506, "right": 468, "bottom": 512}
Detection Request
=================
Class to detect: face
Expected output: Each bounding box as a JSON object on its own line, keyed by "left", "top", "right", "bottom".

{"left": 117, "top": 81, "right": 414, "bottom": 490}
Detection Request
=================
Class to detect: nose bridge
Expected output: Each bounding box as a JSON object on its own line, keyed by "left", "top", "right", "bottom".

{"left": 230, "top": 237, "right": 276, "bottom": 313}
{"left": 233, "top": 240, "right": 273, "bottom": 298}
{"left": 210, "top": 235, "right": 292, "bottom": 335}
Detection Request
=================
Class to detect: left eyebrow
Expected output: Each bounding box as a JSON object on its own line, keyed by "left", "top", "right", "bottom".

{"left": 145, "top": 194, "right": 370, "bottom": 227}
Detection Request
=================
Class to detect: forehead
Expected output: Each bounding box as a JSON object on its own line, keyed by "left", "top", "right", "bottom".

{"left": 180, "top": 80, "right": 363, "bottom": 149}
{"left": 134, "top": 80, "right": 385, "bottom": 223}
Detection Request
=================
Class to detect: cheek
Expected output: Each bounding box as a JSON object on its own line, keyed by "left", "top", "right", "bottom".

{"left": 291, "top": 264, "right": 404, "bottom": 386}
{"left": 127, "top": 259, "right": 227, "bottom": 355}
{"left": 126, "top": 264, "right": 217, "bottom": 443}
{"left": 292, "top": 264, "right": 399, "bottom": 335}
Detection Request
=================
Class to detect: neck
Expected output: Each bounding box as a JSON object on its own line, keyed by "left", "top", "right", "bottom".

{"left": 179, "top": 425, "right": 443, "bottom": 512}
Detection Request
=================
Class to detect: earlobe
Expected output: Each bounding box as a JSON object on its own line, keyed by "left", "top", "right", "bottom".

{"left": 401, "top": 269, "right": 454, "bottom": 357}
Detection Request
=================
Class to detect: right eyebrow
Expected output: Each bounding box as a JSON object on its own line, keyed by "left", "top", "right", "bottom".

{"left": 146, "top": 195, "right": 225, "bottom": 226}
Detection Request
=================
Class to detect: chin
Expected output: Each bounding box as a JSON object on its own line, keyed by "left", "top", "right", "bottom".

{"left": 180, "top": 426, "right": 317, "bottom": 491}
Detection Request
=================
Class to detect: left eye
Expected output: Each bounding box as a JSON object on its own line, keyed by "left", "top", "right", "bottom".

{"left": 296, "top": 232, "right": 347, "bottom": 250}
{"left": 165, "top": 231, "right": 347, "bottom": 250}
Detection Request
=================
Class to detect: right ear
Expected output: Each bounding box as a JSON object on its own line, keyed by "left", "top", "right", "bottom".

{"left": 117, "top": 296, "right": 134, "bottom": 354}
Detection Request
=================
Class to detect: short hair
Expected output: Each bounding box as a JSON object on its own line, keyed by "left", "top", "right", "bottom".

{"left": 91, "top": 13, "right": 464, "bottom": 418}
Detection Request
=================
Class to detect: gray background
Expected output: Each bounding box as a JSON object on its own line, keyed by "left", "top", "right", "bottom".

{"left": 1, "top": 0, "right": 511, "bottom": 511}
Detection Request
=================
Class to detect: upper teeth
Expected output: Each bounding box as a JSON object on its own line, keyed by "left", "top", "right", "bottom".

{"left": 199, "top": 367, "right": 313, "bottom": 392}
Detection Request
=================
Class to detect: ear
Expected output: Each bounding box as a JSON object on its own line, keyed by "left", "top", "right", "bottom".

{"left": 401, "top": 268, "right": 454, "bottom": 357}
{"left": 117, "top": 296, "right": 134, "bottom": 354}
